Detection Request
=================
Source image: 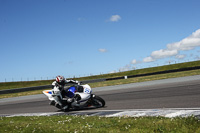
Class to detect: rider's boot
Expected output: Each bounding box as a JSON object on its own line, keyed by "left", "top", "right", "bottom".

{"left": 54, "top": 96, "right": 63, "bottom": 109}
{"left": 55, "top": 98, "right": 63, "bottom": 109}
{"left": 49, "top": 100, "right": 55, "bottom": 106}
{"left": 55, "top": 102, "right": 62, "bottom": 109}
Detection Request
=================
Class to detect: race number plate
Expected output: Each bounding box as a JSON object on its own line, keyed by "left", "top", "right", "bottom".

{"left": 84, "top": 88, "right": 91, "bottom": 94}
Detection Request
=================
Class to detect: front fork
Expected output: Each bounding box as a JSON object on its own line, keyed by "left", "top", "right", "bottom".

{"left": 86, "top": 94, "right": 95, "bottom": 107}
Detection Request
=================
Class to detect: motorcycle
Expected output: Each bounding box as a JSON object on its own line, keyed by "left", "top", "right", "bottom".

{"left": 43, "top": 84, "right": 105, "bottom": 111}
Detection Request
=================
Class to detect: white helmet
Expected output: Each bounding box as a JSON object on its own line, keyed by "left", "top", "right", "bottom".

{"left": 56, "top": 75, "right": 65, "bottom": 85}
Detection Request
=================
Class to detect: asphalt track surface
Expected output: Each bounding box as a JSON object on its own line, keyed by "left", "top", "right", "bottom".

{"left": 0, "top": 75, "right": 200, "bottom": 116}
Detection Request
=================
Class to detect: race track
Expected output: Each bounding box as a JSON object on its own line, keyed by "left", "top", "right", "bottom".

{"left": 0, "top": 75, "right": 200, "bottom": 117}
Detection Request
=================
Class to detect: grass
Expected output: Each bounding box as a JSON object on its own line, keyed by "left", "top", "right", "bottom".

{"left": 0, "top": 69, "right": 200, "bottom": 99}
{"left": 0, "top": 60, "right": 200, "bottom": 91}
{"left": 0, "top": 80, "right": 54, "bottom": 91}
{"left": 76, "top": 60, "right": 200, "bottom": 81}
{"left": 1, "top": 115, "right": 200, "bottom": 132}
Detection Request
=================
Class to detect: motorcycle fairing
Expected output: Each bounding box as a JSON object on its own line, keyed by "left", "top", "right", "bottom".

{"left": 66, "top": 86, "right": 76, "bottom": 98}
{"left": 43, "top": 90, "right": 54, "bottom": 101}
{"left": 44, "top": 91, "right": 52, "bottom": 94}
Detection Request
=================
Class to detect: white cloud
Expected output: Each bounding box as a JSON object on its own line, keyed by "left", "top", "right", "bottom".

{"left": 151, "top": 49, "right": 178, "bottom": 59}
{"left": 109, "top": 70, "right": 117, "bottom": 74}
{"left": 176, "top": 54, "right": 186, "bottom": 59}
{"left": 109, "top": 15, "right": 121, "bottom": 22}
{"left": 131, "top": 59, "right": 141, "bottom": 64}
{"left": 98, "top": 48, "right": 107, "bottom": 53}
{"left": 167, "top": 29, "right": 200, "bottom": 51}
{"left": 143, "top": 57, "right": 155, "bottom": 63}
{"left": 116, "top": 29, "right": 200, "bottom": 73}
{"left": 119, "top": 64, "right": 131, "bottom": 72}
{"left": 131, "top": 59, "right": 137, "bottom": 64}
{"left": 143, "top": 29, "right": 200, "bottom": 62}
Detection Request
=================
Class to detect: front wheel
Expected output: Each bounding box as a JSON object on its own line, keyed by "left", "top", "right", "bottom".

{"left": 92, "top": 95, "right": 105, "bottom": 108}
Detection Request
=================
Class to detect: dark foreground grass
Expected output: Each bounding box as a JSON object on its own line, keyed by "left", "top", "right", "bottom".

{"left": 1, "top": 116, "right": 200, "bottom": 133}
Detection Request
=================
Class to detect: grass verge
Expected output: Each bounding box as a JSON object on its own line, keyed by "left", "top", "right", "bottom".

{"left": 1, "top": 69, "right": 200, "bottom": 99}
{"left": 1, "top": 115, "right": 200, "bottom": 132}
{"left": 0, "top": 60, "right": 200, "bottom": 91}
{"left": 0, "top": 80, "right": 53, "bottom": 91}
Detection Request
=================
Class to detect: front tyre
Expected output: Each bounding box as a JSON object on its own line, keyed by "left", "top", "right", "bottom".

{"left": 92, "top": 95, "right": 105, "bottom": 108}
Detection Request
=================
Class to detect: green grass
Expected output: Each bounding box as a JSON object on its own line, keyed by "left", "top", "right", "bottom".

{"left": 0, "top": 68, "right": 200, "bottom": 99}
{"left": 76, "top": 60, "right": 200, "bottom": 81}
{"left": 0, "top": 80, "right": 54, "bottom": 91}
{"left": 0, "top": 60, "right": 200, "bottom": 91}
{"left": 88, "top": 69, "right": 200, "bottom": 88}
{"left": 1, "top": 116, "right": 200, "bottom": 132}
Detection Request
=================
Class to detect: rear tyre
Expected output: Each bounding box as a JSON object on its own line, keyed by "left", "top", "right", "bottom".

{"left": 92, "top": 95, "right": 105, "bottom": 108}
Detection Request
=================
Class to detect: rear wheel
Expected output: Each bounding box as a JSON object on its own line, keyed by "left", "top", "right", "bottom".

{"left": 92, "top": 95, "right": 105, "bottom": 108}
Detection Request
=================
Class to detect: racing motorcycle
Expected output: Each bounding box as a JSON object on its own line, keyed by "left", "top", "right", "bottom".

{"left": 43, "top": 84, "right": 105, "bottom": 111}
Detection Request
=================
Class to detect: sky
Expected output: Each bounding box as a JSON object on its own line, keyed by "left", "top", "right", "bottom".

{"left": 0, "top": 0, "right": 200, "bottom": 82}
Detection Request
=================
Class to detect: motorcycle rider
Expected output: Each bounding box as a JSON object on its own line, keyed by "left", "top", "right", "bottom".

{"left": 51, "top": 75, "right": 83, "bottom": 109}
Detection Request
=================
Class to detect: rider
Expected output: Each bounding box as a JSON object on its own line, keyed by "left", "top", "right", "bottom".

{"left": 51, "top": 75, "right": 83, "bottom": 109}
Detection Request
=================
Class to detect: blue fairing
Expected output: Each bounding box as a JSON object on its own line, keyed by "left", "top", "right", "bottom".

{"left": 66, "top": 86, "right": 76, "bottom": 98}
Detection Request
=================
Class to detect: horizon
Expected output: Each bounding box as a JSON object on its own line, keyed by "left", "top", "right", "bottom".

{"left": 1, "top": 60, "right": 199, "bottom": 83}
{"left": 1, "top": 0, "right": 200, "bottom": 82}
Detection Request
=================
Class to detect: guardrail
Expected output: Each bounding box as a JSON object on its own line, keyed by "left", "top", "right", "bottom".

{"left": 105, "top": 66, "right": 200, "bottom": 81}
{"left": 0, "top": 66, "right": 200, "bottom": 95}
{"left": 0, "top": 79, "right": 106, "bottom": 95}
{"left": 0, "top": 85, "right": 52, "bottom": 95}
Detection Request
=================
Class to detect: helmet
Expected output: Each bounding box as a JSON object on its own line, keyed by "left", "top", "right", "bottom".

{"left": 56, "top": 75, "right": 65, "bottom": 85}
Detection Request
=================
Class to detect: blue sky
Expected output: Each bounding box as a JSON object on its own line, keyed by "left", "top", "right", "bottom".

{"left": 0, "top": 0, "right": 200, "bottom": 82}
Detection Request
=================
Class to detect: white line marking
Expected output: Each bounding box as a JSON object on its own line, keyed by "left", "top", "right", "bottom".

{"left": 3, "top": 108, "right": 200, "bottom": 118}
{"left": 6, "top": 112, "right": 63, "bottom": 117}
{"left": 105, "top": 109, "right": 200, "bottom": 117}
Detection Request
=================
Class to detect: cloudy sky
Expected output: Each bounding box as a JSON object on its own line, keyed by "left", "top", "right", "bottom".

{"left": 0, "top": 0, "right": 200, "bottom": 82}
